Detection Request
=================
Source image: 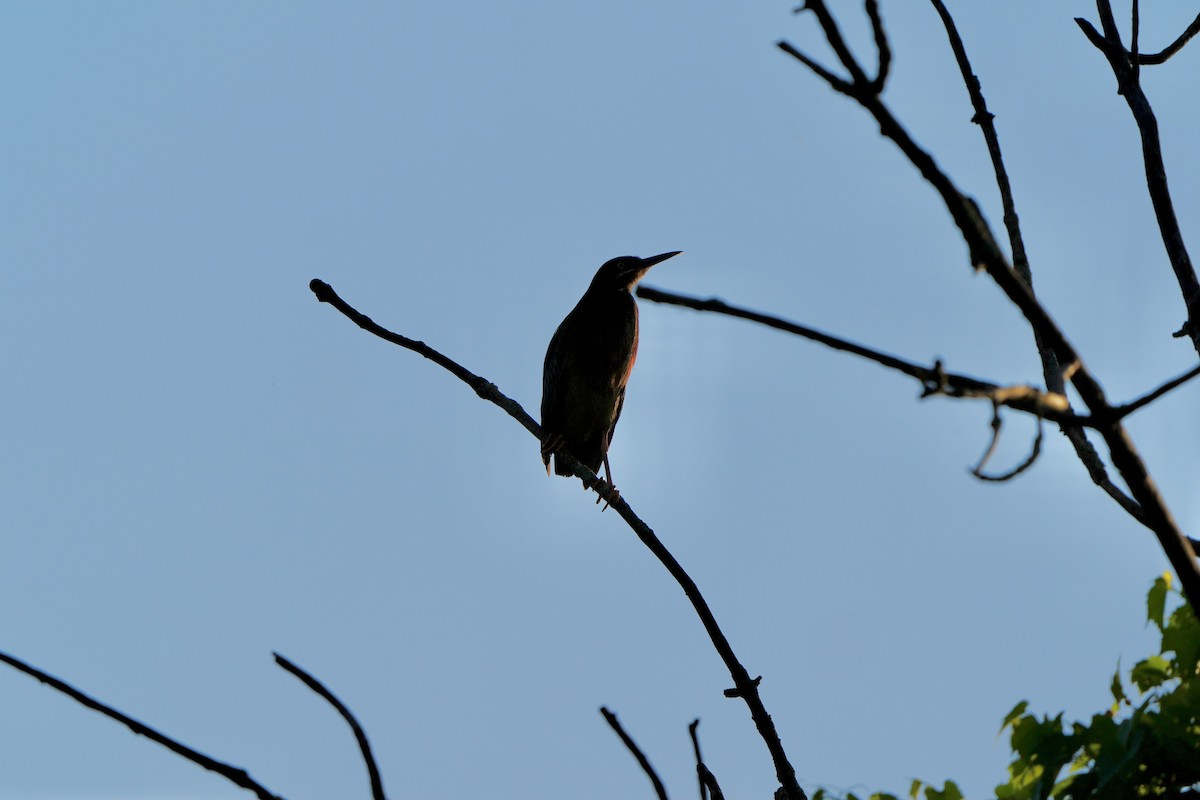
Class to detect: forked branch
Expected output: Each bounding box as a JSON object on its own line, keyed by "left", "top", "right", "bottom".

{"left": 1076, "top": 2, "right": 1200, "bottom": 352}
{"left": 778, "top": 1, "right": 1200, "bottom": 606}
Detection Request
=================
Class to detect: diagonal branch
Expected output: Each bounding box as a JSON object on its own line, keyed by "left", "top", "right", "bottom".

{"left": 865, "top": 0, "right": 891, "bottom": 92}
{"left": 688, "top": 719, "right": 708, "bottom": 800}
{"left": 798, "top": 0, "right": 872, "bottom": 87}
{"left": 1112, "top": 362, "right": 1200, "bottom": 419}
{"left": 1077, "top": 3, "right": 1200, "bottom": 352}
{"left": 0, "top": 650, "right": 285, "bottom": 800}
{"left": 275, "top": 653, "right": 387, "bottom": 800}
{"left": 779, "top": 1, "right": 1200, "bottom": 608}
{"left": 600, "top": 707, "right": 669, "bottom": 800}
{"left": 926, "top": 0, "right": 1143, "bottom": 544}
{"left": 637, "top": 285, "right": 1081, "bottom": 426}
{"left": 1138, "top": 12, "right": 1200, "bottom": 64}
{"left": 927, "top": 0, "right": 1031, "bottom": 291}
{"left": 310, "top": 279, "right": 807, "bottom": 800}
{"left": 637, "top": 285, "right": 1200, "bottom": 543}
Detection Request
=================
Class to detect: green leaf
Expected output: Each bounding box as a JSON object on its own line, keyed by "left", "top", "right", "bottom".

{"left": 909, "top": 779, "right": 923, "bottom": 800}
{"left": 1161, "top": 603, "right": 1200, "bottom": 673}
{"left": 923, "top": 780, "right": 963, "bottom": 800}
{"left": 1001, "top": 701, "right": 1029, "bottom": 733}
{"left": 1147, "top": 573, "right": 1170, "bottom": 630}
{"left": 1109, "top": 662, "right": 1127, "bottom": 706}
{"left": 1130, "top": 655, "right": 1171, "bottom": 692}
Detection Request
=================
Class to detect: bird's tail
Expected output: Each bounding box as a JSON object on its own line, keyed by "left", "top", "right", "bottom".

{"left": 552, "top": 454, "right": 577, "bottom": 479}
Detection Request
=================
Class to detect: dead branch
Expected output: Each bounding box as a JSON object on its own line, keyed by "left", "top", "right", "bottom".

{"left": 310, "top": 279, "right": 807, "bottom": 800}
{"left": 275, "top": 653, "right": 387, "bottom": 800}
{"left": 637, "top": 286, "right": 1079, "bottom": 427}
{"left": 970, "top": 405, "right": 1044, "bottom": 483}
{"left": 600, "top": 707, "right": 669, "bottom": 800}
{"left": 1076, "top": 2, "right": 1200, "bottom": 352}
{"left": 688, "top": 719, "right": 708, "bottom": 800}
{"left": 0, "top": 649, "right": 286, "bottom": 800}
{"left": 777, "top": 1, "right": 1200, "bottom": 605}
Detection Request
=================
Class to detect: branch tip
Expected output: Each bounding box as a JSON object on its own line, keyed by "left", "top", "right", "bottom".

{"left": 310, "top": 278, "right": 335, "bottom": 302}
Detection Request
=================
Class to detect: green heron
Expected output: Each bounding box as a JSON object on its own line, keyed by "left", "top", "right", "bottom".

{"left": 541, "top": 251, "right": 681, "bottom": 499}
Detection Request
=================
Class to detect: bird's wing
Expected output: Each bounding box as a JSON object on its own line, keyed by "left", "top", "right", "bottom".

{"left": 605, "top": 385, "right": 627, "bottom": 451}
{"left": 541, "top": 325, "right": 567, "bottom": 430}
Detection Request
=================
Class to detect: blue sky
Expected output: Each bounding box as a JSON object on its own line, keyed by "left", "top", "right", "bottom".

{"left": 3, "top": 3, "right": 1198, "bottom": 798}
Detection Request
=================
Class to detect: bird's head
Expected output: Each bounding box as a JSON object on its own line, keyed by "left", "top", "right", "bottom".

{"left": 588, "top": 251, "right": 681, "bottom": 293}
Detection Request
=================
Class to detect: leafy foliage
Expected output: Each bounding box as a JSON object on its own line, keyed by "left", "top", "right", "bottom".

{"left": 816, "top": 575, "right": 1199, "bottom": 800}
{"left": 986, "top": 573, "right": 1198, "bottom": 799}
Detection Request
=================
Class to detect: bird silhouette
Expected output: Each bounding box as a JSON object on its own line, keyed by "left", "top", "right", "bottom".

{"left": 541, "top": 251, "right": 681, "bottom": 501}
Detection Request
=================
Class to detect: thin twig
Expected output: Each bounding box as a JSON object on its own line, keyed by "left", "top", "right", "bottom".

{"left": 865, "top": 0, "right": 890, "bottom": 92}
{"left": 926, "top": 0, "right": 1140, "bottom": 526}
{"left": 1130, "top": 0, "right": 1141, "bottom": 81}
{"left": 776, "top": 40, "right": 853, "bottom": 94}
{"left": 782, "top": 2, "right": 1200, "bottom": 606}
{"left": 311, "top": 280, "right": 807, "bottom": 800}
{"left": 1077, "top": 4, "right": 1200, "bottom": 353}
{"left": 1112, "top": 362, "right": 1200, "bottom": 419}
{"left": 600, "top": 708, "right": 669, "bottom": 800}
{"left": 926, "top": 0, "right": 1031, "bottom": 287}
{"left": 274, "top": 653, "right": 387, "bottom": 800}
{"left": 799, "top": 1, "right": 872, "bottom": 87}
{"left": 970, "top": 406, "right": 1044, "bottom": 483}
{"left": 0, "top": 650, "right": 285, "bottom": 800}
{"left": 688, "top": 719, "right": 708, "bottom": 800}
{"left": 637, "top": 285, "right": 1082, "bottom": 427}
{"left": 1139, "top": 13, "right": 1200, "bottom": 64}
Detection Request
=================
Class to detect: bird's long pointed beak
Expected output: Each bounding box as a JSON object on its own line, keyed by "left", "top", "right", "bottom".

{"left": 642, "top": 251, "right": 682, "bottom": 268}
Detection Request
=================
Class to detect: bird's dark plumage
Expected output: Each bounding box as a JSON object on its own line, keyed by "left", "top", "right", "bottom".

{"left": 541, "top": 252, "right": 680, "bottom": 489}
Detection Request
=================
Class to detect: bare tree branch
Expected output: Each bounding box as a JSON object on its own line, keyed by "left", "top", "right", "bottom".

{"left": 925, "top": 0, "right": 1148, "bottom": 545}
{"left": 779, "top": 2, "right": 1200, "bottom": 606}
{"left": 865, "top": 0, "right": 890, "bottom": 92}
{"left": 799, "top": 0, "right": 872, "bottom": 88}
{"left": 688, "top": 719, "right": 708, "bottom": 800}
{"left": 926, "top": 1, "right": 1031, "bottom": 296}
{"left": 637, "top": 285, "right": 1200, "bottom": 546}
{"left": 637, "top": 285, "right": 1081, "bottom": 426}
{"left": 1138, "top": 12, "right": 1200, "bottom": 64}
{"left": 1113, "top": 363, "right": 1200, "bottom": 419}
{"left": 970, "top": 404, "right": 1044, "bottom": 483}
{"left": 310, "top": 279, "right": 807, "bottom": 800}
{"left": 776, "top": 40, "right": 853, "bottom": 95}
{"left": 1077, "top": 3, "right": 1200, "bottom": 352}
{"left": 600, "top": 707, "right": 669, "bottom": 800}
{"left": 274, "top": 653, "right": 387, "bottom": 800}
{"left": 1130, "top": 0, "right": 1141, "bottom": 81}
{"left": 0, "top": 650, "right": 285, "bottom": 800}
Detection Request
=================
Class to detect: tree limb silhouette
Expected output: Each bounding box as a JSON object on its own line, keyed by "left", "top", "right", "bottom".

{"left": 309, "top": 278, "right": 807, "bottom": 800}
{"left": 1076, "top": 3, "right": 1200, "bottom": 352}
{"left": 274, "top": 653, "right": 387, "bottom": 800}
{"left": 0, "top": 649, "right": 285, "bottom": 800}
{"left": 775, "top": 1, "right": 1200, "bottom": 606}
{"left": 600, "top": 707, "right": 669, "bottom": 800}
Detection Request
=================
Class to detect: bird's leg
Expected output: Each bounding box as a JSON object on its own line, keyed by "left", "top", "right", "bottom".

{"left": 595, "top": 452, "right": 619, "bottom": 511}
